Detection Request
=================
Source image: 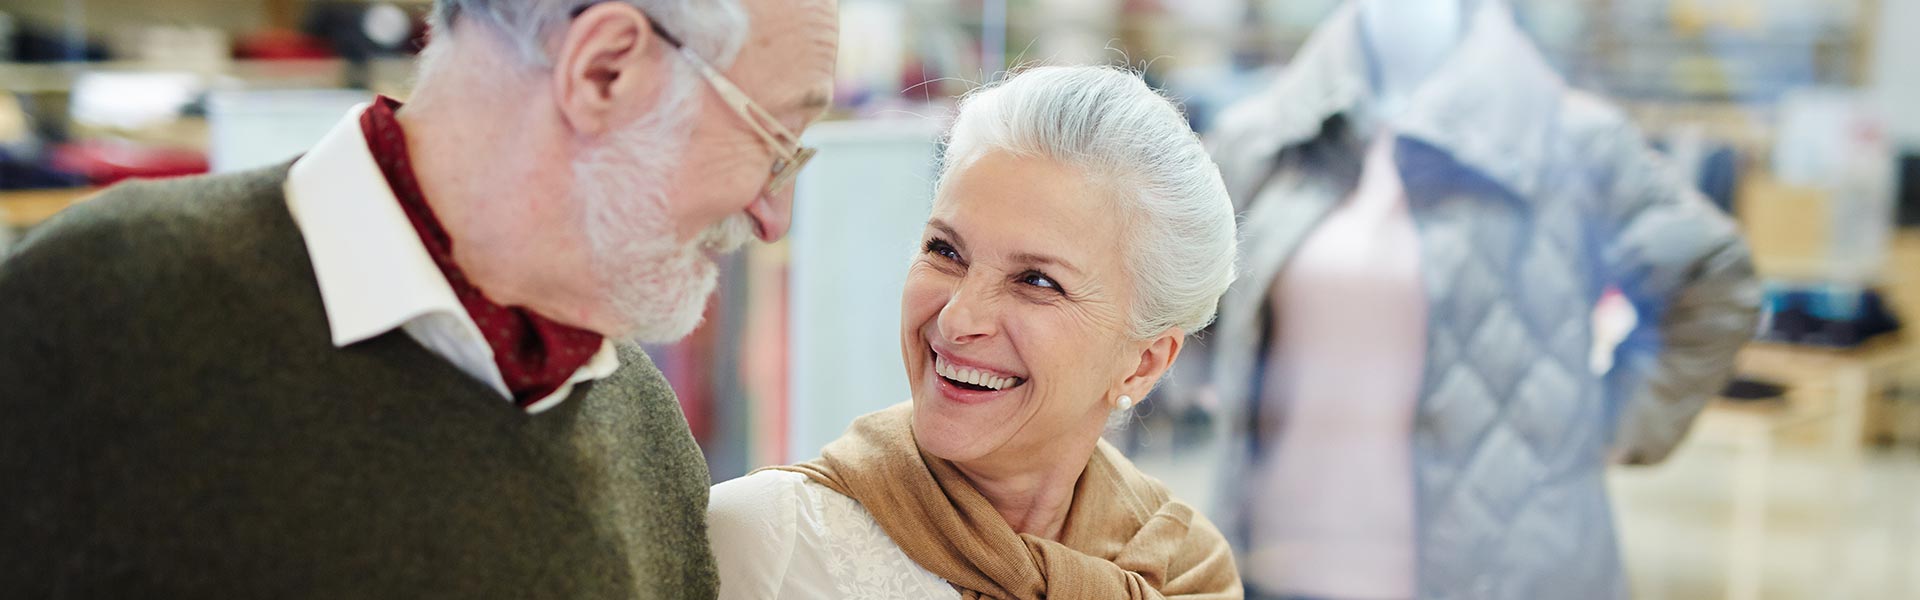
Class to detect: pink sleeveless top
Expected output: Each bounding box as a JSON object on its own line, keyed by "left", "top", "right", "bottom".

{"left": 1245, "top": 133, "right": 1425, "bottom": 599}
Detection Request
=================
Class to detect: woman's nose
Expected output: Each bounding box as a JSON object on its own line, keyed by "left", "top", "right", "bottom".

{"left": 936, "top": 278, "right": 997, "bottom": 344}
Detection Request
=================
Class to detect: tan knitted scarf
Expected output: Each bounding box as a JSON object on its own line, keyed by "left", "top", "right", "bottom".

{"left": 765, "top": 403, "right": 1241, "bottom": 600}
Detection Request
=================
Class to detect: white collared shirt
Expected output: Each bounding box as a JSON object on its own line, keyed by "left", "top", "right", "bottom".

{"left": 283, "top": 103, "right": 619, "bottom": 414}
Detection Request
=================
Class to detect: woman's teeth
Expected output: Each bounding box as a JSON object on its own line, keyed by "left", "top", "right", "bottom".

{"left": 935, "top": 354, "right": 1022, "bottom": 391}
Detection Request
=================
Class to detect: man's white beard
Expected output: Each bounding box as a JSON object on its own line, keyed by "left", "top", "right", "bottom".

{"left": 576, "top": 71, "right": 758, "bottom": 344}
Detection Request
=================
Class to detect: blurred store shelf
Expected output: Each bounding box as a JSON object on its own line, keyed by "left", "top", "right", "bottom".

{"left": 0, "top": 57, "right": 418, "bottom": 94}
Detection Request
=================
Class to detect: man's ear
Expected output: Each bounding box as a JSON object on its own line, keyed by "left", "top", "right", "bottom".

{"left": 550, "top": 2, "right": 671, "bottom": 135}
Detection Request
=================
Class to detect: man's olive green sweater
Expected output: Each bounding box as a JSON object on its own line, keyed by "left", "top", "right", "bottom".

{"left": 0, "top": 165, "right": 718, "bottom": 598}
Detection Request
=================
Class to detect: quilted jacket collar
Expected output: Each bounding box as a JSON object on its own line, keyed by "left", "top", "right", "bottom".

{"left": 1237, "top": 0, "right": 1567, "bottom": 200}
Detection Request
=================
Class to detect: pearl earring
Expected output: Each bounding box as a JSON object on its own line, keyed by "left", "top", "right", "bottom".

{"left": 1114, "top": 395, "right": 1134, "bottom": 411}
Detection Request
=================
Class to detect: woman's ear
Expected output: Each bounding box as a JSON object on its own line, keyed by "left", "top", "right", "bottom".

{"left": 550, "top": 1, "right": 672, "bottom": 135}
{"left": 1119, "top": 329, "right": 1185, "bottom": 402}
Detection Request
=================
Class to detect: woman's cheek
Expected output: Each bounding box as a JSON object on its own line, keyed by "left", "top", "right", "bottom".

{"left": 1013, "top": 308, "right": 1100, "bottom": 392}
{"left": 901, "top": 264, "right": 952, "bottom": 324}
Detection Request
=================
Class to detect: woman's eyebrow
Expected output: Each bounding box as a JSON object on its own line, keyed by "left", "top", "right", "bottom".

{"left": 1009, "top": 251, "right": 1082, "bottom": 277}
{"left": 927, "top": 220, "right": 966, "bottom": 251}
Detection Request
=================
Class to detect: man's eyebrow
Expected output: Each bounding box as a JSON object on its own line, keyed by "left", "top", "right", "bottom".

{"left": 797, "top": 89, "right": 832, "bottom": 113}
{"left": 790, "top": 89, "right": 833, "bottom": 126}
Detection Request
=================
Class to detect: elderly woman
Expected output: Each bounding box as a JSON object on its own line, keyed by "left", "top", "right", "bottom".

{"left": 706, "top": 66, "right": 1242, "bottom": 599}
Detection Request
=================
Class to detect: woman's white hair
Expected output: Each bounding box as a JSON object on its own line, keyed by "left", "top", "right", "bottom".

{"left": 431, "top": 0, "right": 748, "bottom": 69}
{"left": 940, "top": 66, "right": 1238, "bottom": 340}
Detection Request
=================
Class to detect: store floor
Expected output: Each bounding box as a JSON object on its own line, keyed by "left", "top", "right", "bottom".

{"left": 1612, "top": 441, "right": 1920, "bottom": 599}
{"left": 1125, "top": 417, "right": 1920, "bottom": 599}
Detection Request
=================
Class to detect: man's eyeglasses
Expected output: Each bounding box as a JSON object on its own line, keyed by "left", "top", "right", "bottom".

{"left": 571, "top": 3, "right": 817, "bottom": 198}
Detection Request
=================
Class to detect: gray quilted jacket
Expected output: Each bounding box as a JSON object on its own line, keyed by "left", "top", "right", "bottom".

{"left": 1190, "top": 2, "right": 1761, "bottom": 598}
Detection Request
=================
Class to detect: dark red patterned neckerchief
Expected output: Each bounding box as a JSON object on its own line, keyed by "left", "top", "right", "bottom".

{"left": 360, "top": 95, "right": 604, "bottom": 408}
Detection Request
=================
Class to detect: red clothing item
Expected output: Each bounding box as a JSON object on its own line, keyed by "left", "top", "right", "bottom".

{"left": 360, "top": 96, "right": 605, "bottom": 407}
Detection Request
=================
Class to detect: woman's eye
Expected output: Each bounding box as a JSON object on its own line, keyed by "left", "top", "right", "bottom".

{"left": 1022, "top": 271, "right": 1062, "bottom": 292}
{"left": 925, "top": 239, "right": 962, "bottom": 262}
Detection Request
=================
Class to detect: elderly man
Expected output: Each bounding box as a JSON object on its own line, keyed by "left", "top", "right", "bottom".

{"left": 0, "top": 0, "right": 835, "bottom": 597}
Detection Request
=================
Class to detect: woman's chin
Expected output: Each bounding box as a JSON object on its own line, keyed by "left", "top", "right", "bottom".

{"left": 911, "top": 413, "right": 985, "bottom": 464}
{"left": 911, "top": 388, "right": 1019, "bottom": 463}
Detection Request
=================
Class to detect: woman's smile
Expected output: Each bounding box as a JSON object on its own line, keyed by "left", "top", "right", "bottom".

{"left": 928, "top": 345, "right": 1029, "bottom": 404}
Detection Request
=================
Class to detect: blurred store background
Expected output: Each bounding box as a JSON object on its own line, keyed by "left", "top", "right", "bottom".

{"left": 2, "top": 1, "right": 1918, "bottom": 597}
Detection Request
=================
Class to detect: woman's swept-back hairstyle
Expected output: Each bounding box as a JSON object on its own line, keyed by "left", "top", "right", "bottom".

{"left": 940, "top": 66, "right": 1238, "bottom": 340}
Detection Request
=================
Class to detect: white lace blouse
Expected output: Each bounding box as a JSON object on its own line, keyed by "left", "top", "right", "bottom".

{"left": 709, "top": 470, "right": 961, "bottom": 599}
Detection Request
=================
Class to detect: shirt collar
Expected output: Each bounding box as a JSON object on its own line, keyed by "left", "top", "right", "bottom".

{"left": 1242, "top": 0, "right": 1566, "bottom": 199}
{"left": 284, "top": 102, "right": 472, "bottom": 348}
{"left": 523, "top": 339, "right": 623, "bottom": 414}
{"left": 283, "top": 102, "right": 624, "bottom": 411}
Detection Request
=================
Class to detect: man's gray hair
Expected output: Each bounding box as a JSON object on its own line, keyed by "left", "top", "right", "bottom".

{"left": 431, "top": 0, "right": 749, "bottom": 68}
{"left": 940, "top": 66, "right": 1238, "bottom": 340}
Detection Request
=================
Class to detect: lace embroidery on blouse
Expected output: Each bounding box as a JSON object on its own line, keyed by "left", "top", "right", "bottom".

{"left": 797, "top": 477, "right": 959, "bottom": 599}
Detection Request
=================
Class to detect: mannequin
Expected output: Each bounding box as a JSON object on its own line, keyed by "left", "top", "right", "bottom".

{"left": 1357, "top": 0, "right": 1476, "bottom": 120}
{"left": 1243, "top": 3, "right": 1481, "bottom": 599}
{"left": 1206, "top": 1, "right": 1760, "bottom": 598}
